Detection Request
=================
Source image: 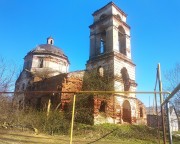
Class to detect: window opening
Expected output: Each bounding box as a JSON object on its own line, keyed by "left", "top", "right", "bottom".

{"left": 116, "top": 14, "right": 121, "bottom": 20}
{"left": 140, "top": 107, "right": 143, "bottom": 117}
{"left": 39, "top": 58, "right": 43, "bottom": 68}
{"left": 122, "top": 100, "right": 131, "bottom": 123}
{"left": 100, "top": 31, "right": 106, "bottom": 54}
{"left": 36, "top": 97, "right": 41, "bottom": 110}
{"left": 19, "top": 100, "right": 23, "bottom": 110}
{"left": 100, "top": 38, "right": 105, "bottom": 53}
{"left": 63, "top": 102, "right": 69, "bottom": 112}
{"left": 118, "top": 26, "right": 126, "bottom": 55}
{"left": 100, "top": 14, "right": 107, "bottom": 20}
{"left": 121, "top": 67, "right": 130, "bottom": 91}
{"left": 99, "top": 101, "right": 106, "bottom": 112}
{"left": 98, "top": 66, "right": 104, "bottom": 77}
{"left": 22, "top": 83, "right": 25, "bottom": 90}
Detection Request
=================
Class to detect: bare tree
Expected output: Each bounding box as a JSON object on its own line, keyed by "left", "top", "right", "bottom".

{"left": 0, "top": 57, "right": 16, "bottom": 92}
{"left": 0, "top": 57, "right": 16, "bottom": 125}
{"left": 164, "top": 63, "right": 180, "bottom": 115}
{"left": 31, "top": 68, "right": 61, "bottom": 80}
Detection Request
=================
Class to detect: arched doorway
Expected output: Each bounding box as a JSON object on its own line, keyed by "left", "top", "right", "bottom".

{"left": 122, "top": 100, "right": 131, "bottom": 123}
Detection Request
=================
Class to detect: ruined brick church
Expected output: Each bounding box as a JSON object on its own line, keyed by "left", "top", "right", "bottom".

{"left": 13, "top": 2, "right": 146, "bottom": 125}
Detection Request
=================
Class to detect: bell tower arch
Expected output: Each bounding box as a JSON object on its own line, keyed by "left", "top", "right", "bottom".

{"left": 86, "top": 2, "right": 137, "bottom": 97}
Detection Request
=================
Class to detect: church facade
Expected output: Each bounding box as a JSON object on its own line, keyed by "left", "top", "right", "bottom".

{"left": 13, "top": 2, "right": 146, "bottom": 125}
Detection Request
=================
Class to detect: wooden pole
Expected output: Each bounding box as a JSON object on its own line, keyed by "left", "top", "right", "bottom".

{"left": 47, "top": 97, "right": 51, "bottom": 117}
{"left": 70, "top": 94, "right": 76, "bottom": 144}
{"left": 157, "top": 63, "right": 166, "bottom": 144}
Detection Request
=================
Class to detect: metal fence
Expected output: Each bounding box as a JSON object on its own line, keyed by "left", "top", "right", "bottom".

{"left": 1, "top": 90, "right": 178, "bottom": 144}
{"left": 161, "top": 83, "right": 180, "bottom": 144}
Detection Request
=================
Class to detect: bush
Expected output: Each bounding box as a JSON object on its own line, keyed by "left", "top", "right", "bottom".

{"left": 0, "top": 108, "right": 70, "bottom": 135}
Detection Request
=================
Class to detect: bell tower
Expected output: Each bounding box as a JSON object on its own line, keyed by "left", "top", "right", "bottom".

{"left": 86, "top": 2, "right": 137, "bottom": 97}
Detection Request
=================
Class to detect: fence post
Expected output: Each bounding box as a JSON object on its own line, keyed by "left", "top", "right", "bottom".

{"left": 166, "top": 102, "right": 173, "bottom": 144}
{"left": 70, "top": 94, "right": 76, "bottom": 144}
{"left": 47, "top": 97, "right": 51, "bottom": 117}
{"left": 157, "top": 63, "right": 166, "bottom": 144}
{"left": 154, "top": 91, "right": 160, "bottom": 144}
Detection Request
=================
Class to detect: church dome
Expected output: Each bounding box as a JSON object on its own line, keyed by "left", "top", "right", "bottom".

{"left": 27, "top": 36, "right": 67, "bottom": 58}
{"left": 30, "top": 44, "right": 65, "bottom": 57}
{"left": 25, "top": 37, "right": 69, "bottom": 62}
{"left": 23, "top": 37, "right": 70, "bottom": 74}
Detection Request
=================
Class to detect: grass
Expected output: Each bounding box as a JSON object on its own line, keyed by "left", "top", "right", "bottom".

{"left": 0, "top": 124, "right": 179, "bottom": 144}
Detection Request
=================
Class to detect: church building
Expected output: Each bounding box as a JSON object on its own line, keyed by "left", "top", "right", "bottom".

{"left": 13, "top": 2, "right": 146, "bottom": 125}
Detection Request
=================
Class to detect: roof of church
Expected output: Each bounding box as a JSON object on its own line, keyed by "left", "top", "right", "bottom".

{"left": 32, "top": 44, "right": 64, "bottom": 55}
{"left": 93, "top": 2, "right": 127, "bottom": 16}
{"left": 24, "top": 37, "right": 70, "bottom": 64}
{"left": 25, "top": 43, "right": 69, "bottom": 60}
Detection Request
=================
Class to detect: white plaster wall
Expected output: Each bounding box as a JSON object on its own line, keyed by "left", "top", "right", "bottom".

{"left": 114, "top": 57, "right": 135, "bottom": 80}
{"left": 115, "top": 96, "right": 137, "bottom": 119}
{"left": 94, "top": 6, "right": 112, "bottom": 22}
{"left": 31, "top": 55, "right": 69, "bottom": 74}
{"left": 171, "top": 110, "right": 179, "bottom": 131}
{"left": 114, "top": 57, "right": 136, "bottom": 97}
{"left": 112, "top": 6, "right": 126, "bottom": 22}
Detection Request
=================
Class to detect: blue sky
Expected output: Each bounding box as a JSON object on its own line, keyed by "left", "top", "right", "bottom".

{"left": 0, "top": 0, "right": 180, "bottom": 106}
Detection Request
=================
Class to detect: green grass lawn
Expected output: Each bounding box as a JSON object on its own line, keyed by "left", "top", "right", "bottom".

{"left": 0, "top": 130, "right": 157, "bottom": 144}
{"left": 0, "top": 124, "right": 179, "bottom": 144}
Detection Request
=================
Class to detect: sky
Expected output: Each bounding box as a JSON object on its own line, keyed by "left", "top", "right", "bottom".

{"left": 0, "top": 0, "right": 180, "bottom": 106}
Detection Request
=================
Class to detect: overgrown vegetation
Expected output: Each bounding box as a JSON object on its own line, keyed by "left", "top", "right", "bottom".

{"left": 1, "top": 106, "right": 180, "bottom": 143}
{"left": 74, "top": 94, "right": 94, "bottom": 124}
{"left": 0, "top": 57, "right": 16, "bottom": 91}
{"left": 64, "top": 69, "right": 116, "bottom": 125}
{"left": 0, "top": 108, "right": 70, "bottom": 135}
{"left": 82, "top": 69, "right": 114, "bottom": 91}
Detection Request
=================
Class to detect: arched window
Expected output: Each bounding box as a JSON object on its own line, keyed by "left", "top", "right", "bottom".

{"left": 121, "top": 67, "right": 130, "bottom": 91}
{"left": 140, "top": 107, "right": 143, "bottom": 118}
{"left": 100, "top": 14, "right": 107, "bottom": 20}
{"left": 118, "top": 26, "right": 126, "bottom": 55}
{"left": 100, "top": 31, "right": 106, "bottom": 54}
{"left": 99, "top": 101, "right": 106, "bottom": 112}
{"left": 19, "top": 100, "right": 23, "bottom": 110}
{"left": 116, "top": 14, "right": 121, "bottom": 20}
{"left": 36, "top": 97, "right": 41, "bottom": 110}
{"left": 122, "top": 100, "right": 131, "bottom": 123}
{"left": 28, "top": 100, "right": 31, "bottom": 105}
{"left": 39, "top": 58, "right": 43, "bottom": 68}
{"left": 63, "top": 102, "right": 69, "bottom": 112}
{"left": 98, "top": 66, "right": 104, "bottom": 77}
{"left": 57, "top": 85, "right": 61, "bottom": 91}
{"left": 22, "top": 83, "right": 25, "bottom": 90}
